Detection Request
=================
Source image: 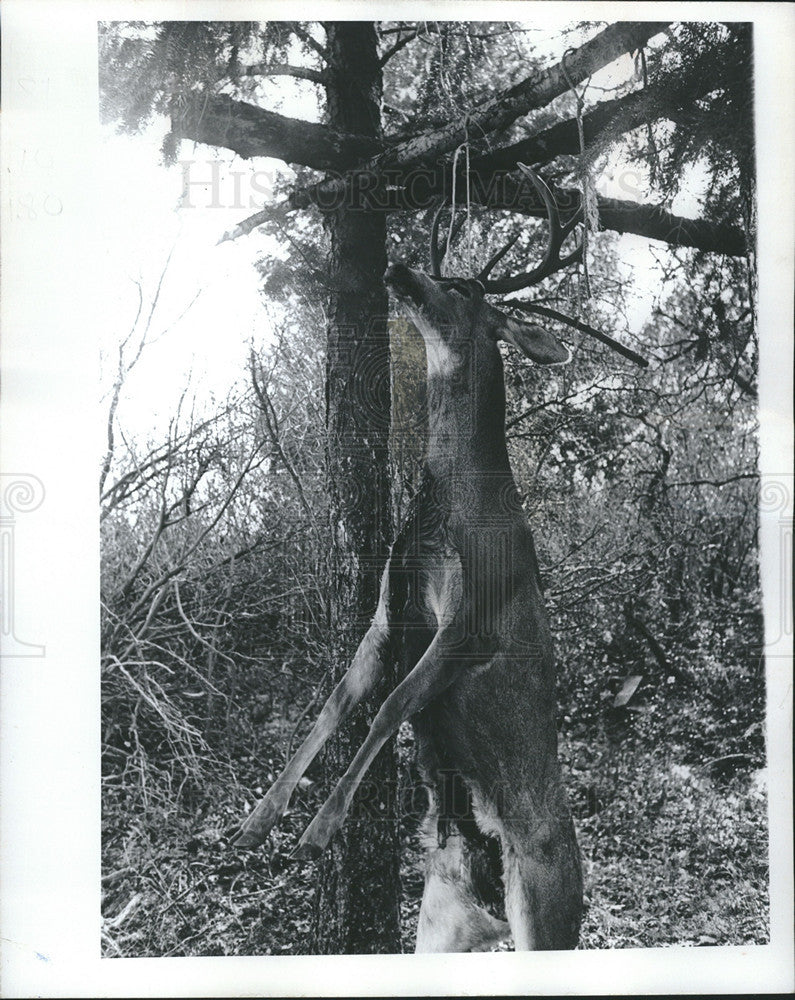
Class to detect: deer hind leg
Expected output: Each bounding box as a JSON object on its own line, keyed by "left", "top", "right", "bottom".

{"left": 232, "top": 564, "right": 393, "bottom": 848}
{"left": 501, "top": 787, "right": 583, "bottom": 950}
{"left": 416, "top": 802, "right": 510, "bottom": 953}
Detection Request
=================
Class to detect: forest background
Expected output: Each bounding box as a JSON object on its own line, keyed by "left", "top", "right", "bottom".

{"left": 1, "top": 13, "right": 790, "bottom": 985}
{"left": 94, "top": 18, "right": 775, "bottom": 957}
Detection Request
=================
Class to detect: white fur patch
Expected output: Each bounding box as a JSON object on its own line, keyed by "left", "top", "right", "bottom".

{"left": 416, "top": 833, "right": 511, "bottom": 953}
{"left": 409, "top": 311, "right": 460, "bottom": 377}
{"left": 423, "top": 555, "right": 463, "bottom": 627}
{"left": 471, "top": 787, "right": 505, "bottom": 840}
{"left": 371, "top": 563, "right": 390, "bottom": 627}
{"left": 424, "top": 336, "right": 459, "bottom": 377}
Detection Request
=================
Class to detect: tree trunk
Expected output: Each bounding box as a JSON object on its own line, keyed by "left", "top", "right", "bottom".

{"left": 309, "top": 22, "right": 402, "bottom": 954}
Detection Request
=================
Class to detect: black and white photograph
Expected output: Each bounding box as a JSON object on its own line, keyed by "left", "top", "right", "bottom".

{"left": 1, "top": 3, "right": 793, "bottom": 996}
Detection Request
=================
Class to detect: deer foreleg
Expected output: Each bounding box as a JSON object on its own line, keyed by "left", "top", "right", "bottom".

{"left": 293, "top": 623, "right": 463, "bottom": 859}
{"left": 232, "top": 568, "right": 392, "bottom": 848}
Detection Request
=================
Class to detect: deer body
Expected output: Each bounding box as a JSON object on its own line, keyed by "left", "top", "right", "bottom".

{"left": 234, "top": 258, "right": 583, "bottom": 951}
{"left": 385, "top": 265, "right": 582, "bottom": 950}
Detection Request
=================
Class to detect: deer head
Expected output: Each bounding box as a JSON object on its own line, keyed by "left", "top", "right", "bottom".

{"left": 384, "top": 163, "right": 583, "bottom": 378}
{"left": 383, "top": 265, "right": 570, "bottom": 373}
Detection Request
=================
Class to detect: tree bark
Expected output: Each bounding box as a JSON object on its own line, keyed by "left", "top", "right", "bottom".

{"left": 309, "top": 22, "right": 402, "bottom": 955}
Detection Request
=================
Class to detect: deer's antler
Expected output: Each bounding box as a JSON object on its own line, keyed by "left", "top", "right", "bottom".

{"left": 421, "top": 165, "right": 645, "bottom": 367}
{"left": 477, "top": 163, "right": 583, "bottom": 293}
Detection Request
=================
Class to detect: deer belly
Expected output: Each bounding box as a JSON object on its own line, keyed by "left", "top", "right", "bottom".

{"left": 418, "top": 653, "right": 560, "bottom": 811}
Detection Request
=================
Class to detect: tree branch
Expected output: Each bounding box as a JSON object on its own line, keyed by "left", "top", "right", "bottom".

{"left": 282, "top": 54, "right": 747, "bottom": 257}
{"left": 624, "top": 607, "right": 704, "bottom": 700}
{"left": 171, "top": 93, "right": 381, "bottom": 169}
{"left": 379, "top": 28, "right": 423, "bottom": 67}
{"left": 238, "top": 62, "right": 326, "bottom": 85}
{"left": 378, "top": 21, "right": 670, "bottom": 170}
{"left": 476, "top": 179, "right": 747, "bottom": 255}
{"left": 667, "top": 473, "right": 759, "bottom": 488}
{"left": 469, "top": 60, "right": 720, "bottom": 176}
{"left": 724, "top": 368, "right": 756, "bottom": 398}
{"left": 592, "top": 195, "right": 748, "bottom": 256}
{"left": 240, "top": 181, "right": 746, "bottom": 257}
{"left": 290, "top": 23, "right": 329, "bottom": 62}
{"left": 474, "top": 180, "right": 747, "bottom": 255}
{"left": 204, "top": 20, "right": 745, "bottom": 258}
{"left": 290, "top": 20, "right": 669, "bottom": 207}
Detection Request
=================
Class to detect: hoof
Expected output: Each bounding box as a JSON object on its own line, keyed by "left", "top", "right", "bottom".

{"left": 231, "top": 826, "right": 264, "bottom": 849}
{"left": 292, "top": 808, "right": 341, "bottom": 860}
{"left": 291, "top": 840, "right": 323, "bottom": 862}
{"left": 230, "top": 795, "right": 286, "bottom": 848}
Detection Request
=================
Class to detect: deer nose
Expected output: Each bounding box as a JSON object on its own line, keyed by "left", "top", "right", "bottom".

{"left": 384, "top": 262, "right": 410, "bottom": 284}
{"left": 384, "top": 262, "right": 417, "bottom": 296}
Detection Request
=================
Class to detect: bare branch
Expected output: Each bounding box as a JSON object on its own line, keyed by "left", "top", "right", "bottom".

{"left": 249, "top": 352, "right": 322, "bottom": 539}
{"left": 291, "top": 23, "right": 329, "bottom": 62}
{"left": 666, "top": 473, "right": 759, "bottom": 488}
{"left": 238, "top": 62, "right": 326, "bottom": 85}
{"left": 379, "top": 28, "right": 422, "bottom": 67}
{"left": 172, "top": 93, "right": 381, "bottom": 169}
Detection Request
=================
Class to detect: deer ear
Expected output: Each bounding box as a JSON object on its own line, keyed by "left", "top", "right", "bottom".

{"left": 501, "top": 317, "right": 571, "bottom": 365}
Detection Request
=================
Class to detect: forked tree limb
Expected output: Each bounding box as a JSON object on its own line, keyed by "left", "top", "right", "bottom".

{"left": 287, "top": 63, "right": 728, "bottom": 216}
{"left": 291, "top": 22, "right": 671, "bottom": 205}
{"left": 379, "top": 27, "right": 424, "bottom": 67}
{"left": 176, "top": 23, "right": 668, "bottom": 178}
{"left": 449, "top": 58, "right": 728, "bottom": 184}
{"left": 375, "top": 21, "right": 670, "bottom": 170}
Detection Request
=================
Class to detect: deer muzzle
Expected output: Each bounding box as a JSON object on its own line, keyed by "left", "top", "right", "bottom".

{"left": 384, "top": 262, "right": 434, "bottom": 305}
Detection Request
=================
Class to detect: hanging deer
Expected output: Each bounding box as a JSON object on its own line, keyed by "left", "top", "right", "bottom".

{"left": 234, "top": 164, "right": 601, "bottom": 951}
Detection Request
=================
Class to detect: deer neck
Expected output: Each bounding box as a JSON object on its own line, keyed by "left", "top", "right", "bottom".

{"left": 424, "top": 354, "right": 513, "bottom": 483}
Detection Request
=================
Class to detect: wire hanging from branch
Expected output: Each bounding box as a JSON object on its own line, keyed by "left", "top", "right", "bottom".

{"left": 446, "top": 133, "right": 473, "bottom": 275}
{"left": 561, "top": 48, "right": 595, "bottom": 300}
{"left": 465, "top": 124, "right": 472, "bottom": 272}
{"left": 638, "top": 46, "right": 661, "bottom": 187}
